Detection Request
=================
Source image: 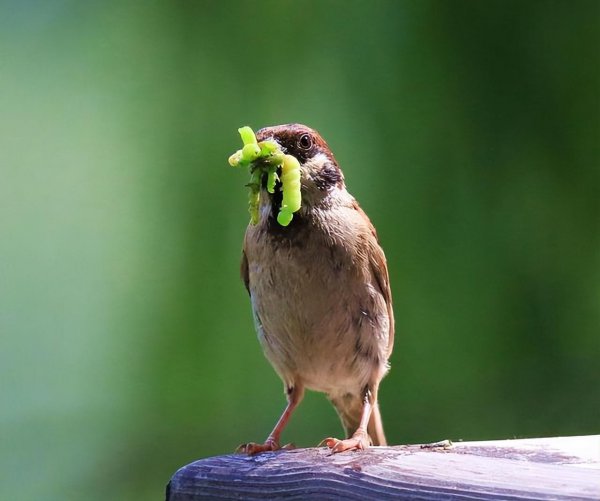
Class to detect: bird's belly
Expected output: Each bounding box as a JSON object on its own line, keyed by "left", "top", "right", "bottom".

{"left": 248, "top": 240, "right": 388, "bottom": 394}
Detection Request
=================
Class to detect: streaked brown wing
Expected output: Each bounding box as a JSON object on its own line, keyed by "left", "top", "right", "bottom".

{"left": 353, "top": 201, "right": 395, "bottom": 359}
{"left": 369, "top": 239, "right": 394, "bottom": 358}
{"left": 240, "top": 248, "right": 250, "bottom": 295}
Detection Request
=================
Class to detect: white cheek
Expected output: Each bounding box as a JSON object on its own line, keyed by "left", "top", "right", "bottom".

{"left": 302, "top": 153, "right": 330, "bottom": 179}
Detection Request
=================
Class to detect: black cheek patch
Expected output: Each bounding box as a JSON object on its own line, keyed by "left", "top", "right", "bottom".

{"left": 313, "top": 163, "right": 343, "bottom": 191}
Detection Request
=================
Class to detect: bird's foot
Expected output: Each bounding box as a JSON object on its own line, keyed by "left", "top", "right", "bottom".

{"left": 236, "top": 438, "right": 295, "bottom": 455}
{"left": 319, "top": 430, "right": 371, "bottom": 453}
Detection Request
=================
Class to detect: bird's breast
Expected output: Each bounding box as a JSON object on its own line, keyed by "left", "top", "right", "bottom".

{"left": 244, "top": 206, "right": 390, "bottom": 394}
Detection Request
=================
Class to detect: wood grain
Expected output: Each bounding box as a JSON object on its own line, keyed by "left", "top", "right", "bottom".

{"left": 167, "top": 435, "right": 600, "bottom": 500}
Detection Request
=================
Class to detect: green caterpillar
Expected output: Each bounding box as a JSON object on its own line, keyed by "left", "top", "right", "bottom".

{"left": 228, "top": 126, "right": 302, "bottom": 227}
{"left": 247, "top": 169, "right": 261, "bottom": 225}
{"left": 266, "top": 168, "right": 278, "bottom": 194}
{"left": 277, "top": 155, "right": 301, "bottom": 226}
{"left": 228, "top": 126, "right": 260, "bottom": 167}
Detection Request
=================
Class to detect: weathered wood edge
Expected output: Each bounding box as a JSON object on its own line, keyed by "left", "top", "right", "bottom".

{"left": 167, "top": 435, "right": 600, "bottom": 500}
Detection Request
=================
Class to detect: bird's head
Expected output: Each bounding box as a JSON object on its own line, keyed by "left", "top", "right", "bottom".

{"left": 255, "top": 124, "right": 346, "bottom": 209}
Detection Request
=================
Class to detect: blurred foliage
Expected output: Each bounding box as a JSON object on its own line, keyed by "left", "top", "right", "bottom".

{"left": 1, "top": 0, "right": 598, "bottom": 499}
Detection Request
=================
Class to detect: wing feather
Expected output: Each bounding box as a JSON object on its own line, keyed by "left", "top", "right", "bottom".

{"left": 353, "top": 201, "right": 395, "bottom": 358}
{"left": 240, "top": 248, "right": 250, "bottom": 295}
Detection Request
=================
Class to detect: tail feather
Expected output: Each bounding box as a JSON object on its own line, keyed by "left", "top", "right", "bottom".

{"left": 330, "top": 395, "right": 387, "bottom": 446}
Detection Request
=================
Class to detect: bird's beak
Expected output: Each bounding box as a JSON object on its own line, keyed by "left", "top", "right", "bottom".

{"left": 264, "top": 136, "right": 280, "bottom": 149}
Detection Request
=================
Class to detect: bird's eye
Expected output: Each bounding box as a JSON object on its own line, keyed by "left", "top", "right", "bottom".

{"left": 298, "top": 133, "right": 313, "bottom": 150}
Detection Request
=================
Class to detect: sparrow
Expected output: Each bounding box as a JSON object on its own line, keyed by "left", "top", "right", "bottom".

{"left": 238, "top": 124, "right": 394, "bottom": 454}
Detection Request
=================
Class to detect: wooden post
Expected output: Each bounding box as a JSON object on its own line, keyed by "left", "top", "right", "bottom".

{"left": 167, "top": 435, "right": 600, "bottom": 500}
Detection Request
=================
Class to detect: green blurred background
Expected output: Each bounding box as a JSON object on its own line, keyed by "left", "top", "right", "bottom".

{"left": 1, "top": 1, "right": 598, "bottom": 499}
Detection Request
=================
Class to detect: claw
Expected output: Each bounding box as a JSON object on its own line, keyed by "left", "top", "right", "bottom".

{"left": 318, "top": 437, "right": 339, "bottom": 449}
{"left": 236, "top": 438, "right": 281, "bottom": 455}
{"left": 319, "top": 432, "right": 371, "bottom": 453}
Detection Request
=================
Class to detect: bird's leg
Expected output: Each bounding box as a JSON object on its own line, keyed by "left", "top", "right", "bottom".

{"left": 237, "top": 383, "right": 304, "bottom": 455}
{"left": 320, "top": 387, "right": 376, "bottom": 453}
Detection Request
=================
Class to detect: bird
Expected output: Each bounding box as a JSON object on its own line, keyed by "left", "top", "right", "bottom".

{"left": 237, "top": 123, "right": 394, "bottom": 454}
